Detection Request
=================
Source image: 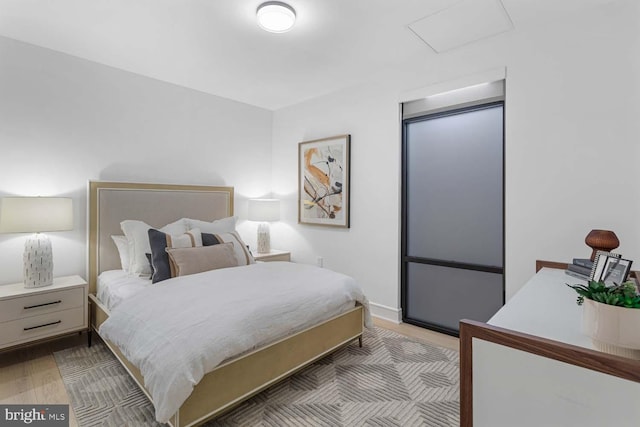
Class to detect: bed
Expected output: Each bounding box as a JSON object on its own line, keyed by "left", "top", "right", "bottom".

{"left": 87, "top": 181, "right": 367, "bottom": 427}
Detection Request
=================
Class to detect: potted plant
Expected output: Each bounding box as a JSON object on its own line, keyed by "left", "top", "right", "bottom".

{"left": 567, "top": 280, "right": 640, "bottom": 359}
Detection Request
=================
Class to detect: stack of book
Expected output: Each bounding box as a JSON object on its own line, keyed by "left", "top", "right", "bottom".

{"left": 565, "top": 258, "right": 593, "bottom": 281}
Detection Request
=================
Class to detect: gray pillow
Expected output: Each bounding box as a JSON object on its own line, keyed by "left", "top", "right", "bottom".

{"left": 166, "top": 243, "right": 239, "bottom": 277}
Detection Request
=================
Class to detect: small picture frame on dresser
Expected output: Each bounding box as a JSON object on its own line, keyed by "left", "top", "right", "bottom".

{"left": 600, "top": 257, "right": 633, "bottom": 286}
{"left": 590, "top": 251, "right": 622, "bottom": 283}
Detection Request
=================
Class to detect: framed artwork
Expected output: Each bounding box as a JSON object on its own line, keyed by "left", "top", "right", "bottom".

{"left": 590, "top": 251, "right": 622, "bottom": 283}
{"left": 600, "top": 257, "right": 633, "bottom": 286}
{"left": 298, "top": 134, "right": 350, "bottom": 227}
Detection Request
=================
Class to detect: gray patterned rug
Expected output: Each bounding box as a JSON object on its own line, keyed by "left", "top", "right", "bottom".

{"left": 54, "top": 327, "right": 459, "bottom": 426}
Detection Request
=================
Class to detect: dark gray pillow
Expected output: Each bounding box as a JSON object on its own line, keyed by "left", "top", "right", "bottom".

{"left": 201, "top": 233, "right": 221, "bottom": 247}
{"left": 150, "top": 230, "right": 217, "bottom": 283}
{"left": 148, "top": 229, "right": 173, "bottom": 283}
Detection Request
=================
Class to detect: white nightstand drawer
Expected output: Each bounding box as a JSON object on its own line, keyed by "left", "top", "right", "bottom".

{"left": 0, "top": 287, "right": 84, "bottom": 323}
{"left": 0, "top": 306, "right": 86, "bottom": 348}
{"left": 254, "top": 250, "right": 291, "bottom": 262}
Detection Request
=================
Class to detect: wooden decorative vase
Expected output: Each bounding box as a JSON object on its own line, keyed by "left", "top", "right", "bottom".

{"left": 585, "top": 229, "right": 619, "bottom": 261}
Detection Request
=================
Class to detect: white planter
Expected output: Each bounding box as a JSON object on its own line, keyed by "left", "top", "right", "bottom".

{"left": 582, "top": 299, "right": 640, "bottom": 360}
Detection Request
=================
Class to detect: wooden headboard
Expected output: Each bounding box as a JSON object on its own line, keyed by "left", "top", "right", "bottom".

{"left": 88, "top": 181, "right": 234, "bottom": 294}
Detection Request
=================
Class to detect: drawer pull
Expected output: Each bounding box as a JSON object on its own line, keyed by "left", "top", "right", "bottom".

{"left": 24, "top": 300, "right": 62, "bottom": 310}
{"left": 23, "top": 320, "right": 62, "bottom": 331}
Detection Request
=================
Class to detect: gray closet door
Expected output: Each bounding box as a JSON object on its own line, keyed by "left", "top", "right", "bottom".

{"left": 402, "top": 103, "right": 504, "bottom": 334}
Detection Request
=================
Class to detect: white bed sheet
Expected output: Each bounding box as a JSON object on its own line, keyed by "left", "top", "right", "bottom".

{"left": 98, "top": 261, "right": 371, "bottom": 423}
{"left": 97, "top": 270, "right": 152, "bottom": 311}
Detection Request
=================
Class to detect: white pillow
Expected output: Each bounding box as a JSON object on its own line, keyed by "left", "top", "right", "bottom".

{"left": 186, "top": 216, "right": 237, "bottom": 234}
{"left": 171, "top": 228, "right": 203, "bottom": 248}
{"left": 121, "top": 219, "right": 187, "bottom": 276}
{"left": 111, "top": 235, "right": 130, "bottom": 273}
{"left": 211, "top": 231, "right": 256, "bottom": 266}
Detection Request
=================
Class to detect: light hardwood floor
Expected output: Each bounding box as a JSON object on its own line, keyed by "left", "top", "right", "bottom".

{"left": 374, "top": 318, "right": 459, "bottom": 351}
{"left": 0, "top": 333, "right": 85, "bottom": 427}
{"left": 0, "top": 320, "right": 458, "bottom": 426}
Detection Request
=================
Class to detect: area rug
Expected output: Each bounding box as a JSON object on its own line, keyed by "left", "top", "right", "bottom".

{"left": 54, "top": 327, "right": 459, "bottom": 426}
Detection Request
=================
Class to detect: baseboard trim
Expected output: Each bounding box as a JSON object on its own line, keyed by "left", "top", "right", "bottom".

{"left": 370, "top": 302, "right": 402, "bottom": 324}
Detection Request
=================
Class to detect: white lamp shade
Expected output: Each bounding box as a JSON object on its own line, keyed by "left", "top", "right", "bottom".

{"left": 0, "top": 197, "right": 73, "bottom": 233}
{"left": 257, "top": 2, "right": 296, "bottom": 33}
{"left": 248, "top": 199, "right": 280, "bottom": 222}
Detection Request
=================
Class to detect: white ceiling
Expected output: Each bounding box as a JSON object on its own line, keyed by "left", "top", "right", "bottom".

{"left": 0, "top": 0, "right": 617, "bottom": 110}
{"left": 409, "top": 0, "right": 514, "bottom": 53}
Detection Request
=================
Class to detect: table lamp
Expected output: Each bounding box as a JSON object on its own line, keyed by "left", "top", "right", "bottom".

{"left": 0, "top": 197, "right": 73, "bottom": 288}
{"left": 248, "top": 198, "right": 280, "bottom": 254}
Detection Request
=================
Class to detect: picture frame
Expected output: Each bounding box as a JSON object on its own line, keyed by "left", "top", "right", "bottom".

{"left": 589, "top": 251, "right": 621, "bottom": 281}
{"left": 600, "top": 257, "right": 633, "bottom": 286}
{"left": 298, "top": 134, "right": 350, "bottom": 228}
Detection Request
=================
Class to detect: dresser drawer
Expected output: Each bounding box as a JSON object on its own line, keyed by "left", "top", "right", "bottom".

{"left": 0, "top": 306, "right": 86, "bottom": 348}
{"left": 0, "top": 287, "right": 84, "bottom": 323}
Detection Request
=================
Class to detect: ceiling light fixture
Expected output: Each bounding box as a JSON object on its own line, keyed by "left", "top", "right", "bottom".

{"left": 257, "top": 1, "right": 296, "bottom": 33}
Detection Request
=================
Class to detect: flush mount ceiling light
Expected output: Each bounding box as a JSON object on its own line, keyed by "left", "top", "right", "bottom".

{"left": 257, "top": 1, "right": 296, "bottom": 33}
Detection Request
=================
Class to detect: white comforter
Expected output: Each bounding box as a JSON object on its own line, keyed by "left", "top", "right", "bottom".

{"left": 98, "top": 261, "right": 371, "bottom": 423}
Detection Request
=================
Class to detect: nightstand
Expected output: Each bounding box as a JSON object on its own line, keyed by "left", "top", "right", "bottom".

{"left": 254, "top": 249, "right": 291, "bottom": 262}
{"left": 0, "top": 275, "right": 88, "bottom": 350}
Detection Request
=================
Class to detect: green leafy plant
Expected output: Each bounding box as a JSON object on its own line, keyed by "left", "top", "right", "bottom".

{"left": 567, "top": 280, "right": 640, "bottom": 308}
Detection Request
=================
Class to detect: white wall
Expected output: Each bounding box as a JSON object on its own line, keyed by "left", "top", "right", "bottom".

{"left": 271, "top": 86, "right": 403, "bottom": 320}
{"left": 1, "top": 1, "right": 638, "bottom": 318}
{"left": 0, "top": 36, "right": 273, "bottom": 285}
{"left": 272, "top": 0, "right": 640, "bottom": 318}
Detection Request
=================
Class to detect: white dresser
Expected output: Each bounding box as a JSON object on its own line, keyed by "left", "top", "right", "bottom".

{"left": 460, "top": 267, "right": 640, "bottom": 427}
{"left": 487, "top": 268, "right": 592, "bottom": 347}
{"left": 0, "top": 275, "right": 88, "bottom": 350}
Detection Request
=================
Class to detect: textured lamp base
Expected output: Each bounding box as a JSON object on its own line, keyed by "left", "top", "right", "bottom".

{"left": 256, "top": 223, "right": 271, "bottom": 254}
{"left": 24, "top": 233, "right": 54, "bottom": 288}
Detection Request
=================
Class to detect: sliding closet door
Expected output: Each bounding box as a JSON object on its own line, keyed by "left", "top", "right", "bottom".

{"left": 402, "top": 102, "right": 504, "bottom": 335}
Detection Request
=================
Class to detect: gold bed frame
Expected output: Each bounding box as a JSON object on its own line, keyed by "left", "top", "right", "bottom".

{"left": 87, "top": 181, "right": 364, "bottom": 427}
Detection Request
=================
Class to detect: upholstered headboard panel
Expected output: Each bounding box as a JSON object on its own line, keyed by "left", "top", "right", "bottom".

{"left": 88, "top": 181, "right": 234, "bottom": 294}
